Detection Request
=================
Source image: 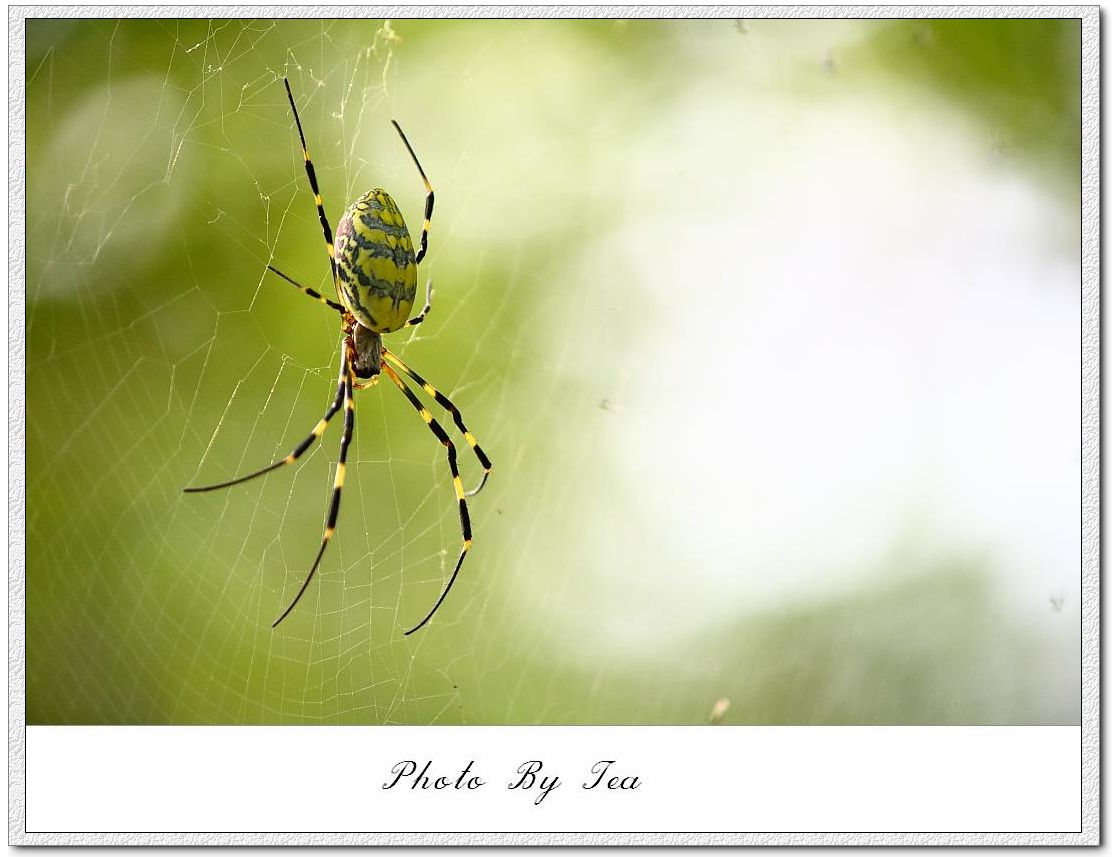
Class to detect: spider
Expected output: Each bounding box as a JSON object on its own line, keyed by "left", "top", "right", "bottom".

{"left": 185, "top": 79, "right": 491, "bottom": 635}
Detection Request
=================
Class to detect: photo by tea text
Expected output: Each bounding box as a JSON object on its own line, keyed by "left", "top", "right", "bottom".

{"left": 382, "top": 760, "right": 642, "bottom": 805}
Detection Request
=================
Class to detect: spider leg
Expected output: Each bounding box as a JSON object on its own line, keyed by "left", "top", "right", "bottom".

{"left": 183, "top": 351, "right": 349, "bottom": 494}
{"left": 284, "top": 78, "right": 339, "bottom": 285}
{"left": 272, "top": 357, "right": 356, "bottom": 628}
{"left": 382, "top": 349, "right": 491, "bottom": 497}
{"left": 391, "top": 120, "right": 435, "bottom": 265}
{"left": 267, "top": 265, "right": 345, "bottom": 313}
{"left": 406, "top": 278, "right": 434, "bottom": 327}
{"left": 381, "top": 363, "right": 472, "bottom": 635}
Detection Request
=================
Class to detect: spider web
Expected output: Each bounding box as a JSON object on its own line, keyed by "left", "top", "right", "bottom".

{"left": 25, "top": 18, "right": 1082, "bottom": 725}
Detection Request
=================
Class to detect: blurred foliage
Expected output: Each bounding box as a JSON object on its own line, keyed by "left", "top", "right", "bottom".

{"left": 25, "top": 18, "right": 1080, "bottom": 724}
{"left": 457, "top": 558, "right": 1075, "bottom": 725}
{"left": 863, "top": 20, "right": 1080, "bottom": 195}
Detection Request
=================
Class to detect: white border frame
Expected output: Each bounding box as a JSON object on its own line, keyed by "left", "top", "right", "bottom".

{"left": 9, "top": 5, "right": 1098, "bottom": 845}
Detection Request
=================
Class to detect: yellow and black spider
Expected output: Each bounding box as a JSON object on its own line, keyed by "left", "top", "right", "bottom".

{"left": 185, "top": 79, "right": 491, "bottom": 635}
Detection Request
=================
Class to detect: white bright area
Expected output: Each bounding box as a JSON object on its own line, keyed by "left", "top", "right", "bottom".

{"left": 416, "top": 20, "right": 1079, "bottom": 719}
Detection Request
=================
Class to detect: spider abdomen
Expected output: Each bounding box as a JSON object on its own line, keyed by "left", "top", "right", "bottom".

{"left": 334, "top": 189, "right": 418, "bottom": 333}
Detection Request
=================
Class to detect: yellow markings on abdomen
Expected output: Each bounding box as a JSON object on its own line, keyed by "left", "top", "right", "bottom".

{"left": 333, "top": 189, "right": 418, "bottom": 333}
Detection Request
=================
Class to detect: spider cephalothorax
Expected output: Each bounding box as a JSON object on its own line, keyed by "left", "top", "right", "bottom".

{"left": 351, "top": 321, "right": 384, "bottom": 380}
{"left": 185, "top": 78, "right": 491, "bottom": 636}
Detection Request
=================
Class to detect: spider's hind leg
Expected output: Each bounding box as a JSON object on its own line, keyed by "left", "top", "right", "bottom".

{"left": 266, "top": 265, "right": 345, "bottom": 313}
{"left": 406, "top": 279, "right": 434, "bottom": 327}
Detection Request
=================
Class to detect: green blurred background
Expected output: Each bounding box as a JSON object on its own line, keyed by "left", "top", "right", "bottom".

{"left": 26, "top": 18, "right": 1080, "bottom": 724}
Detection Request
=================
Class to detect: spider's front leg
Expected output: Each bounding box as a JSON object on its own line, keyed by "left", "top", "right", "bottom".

{"left": 271, "top": 334, "right": 357, "bottom": 628}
